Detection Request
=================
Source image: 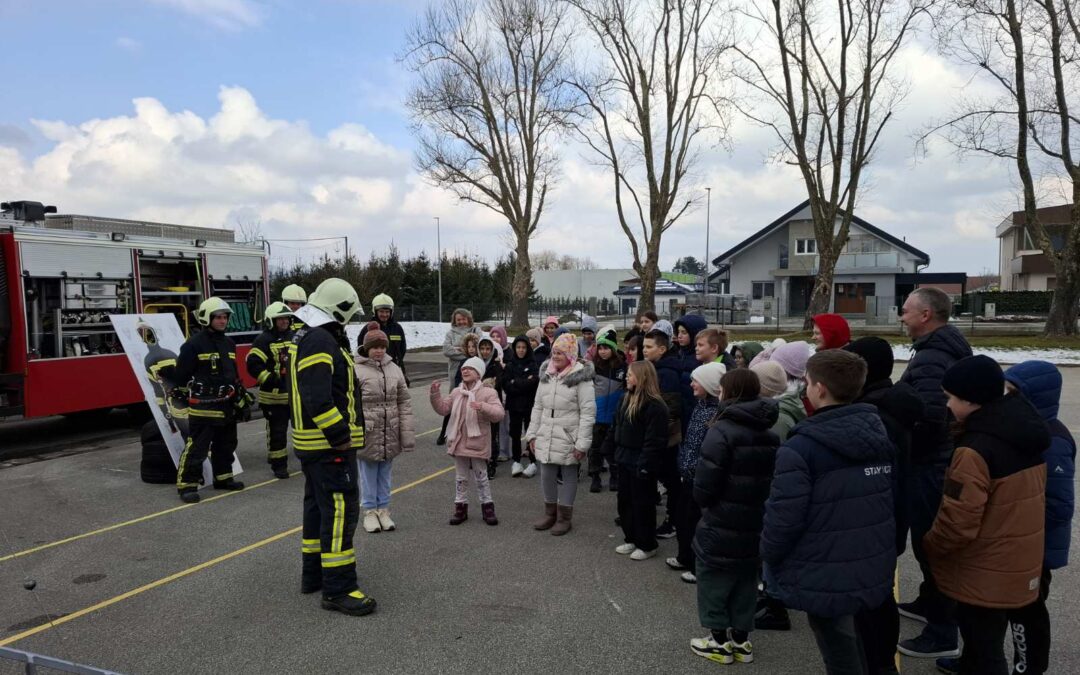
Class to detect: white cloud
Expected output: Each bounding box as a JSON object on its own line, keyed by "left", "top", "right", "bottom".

{"left": 115, "top": 36, "right": 142, "bottom": 53}
{"left": 4, "top": 86, "right": 501, "bottom": 267}
{"left": 146, "top": 0, "right": 263, "bottom": 30}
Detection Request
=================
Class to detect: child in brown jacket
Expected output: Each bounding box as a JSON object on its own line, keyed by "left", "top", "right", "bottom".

{"left": 925, "top": 355, "right": 1050, "bottom": 675}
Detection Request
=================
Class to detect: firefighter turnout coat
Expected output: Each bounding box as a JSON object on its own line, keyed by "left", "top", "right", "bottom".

{"left": 247, "top": 326, "right": 294, "bottom": 407}
{"left": 288, "top": 324, "right": 365, "bottom": 452}
{"left": 174, "top": 328, "right": 240, "bottom": 423}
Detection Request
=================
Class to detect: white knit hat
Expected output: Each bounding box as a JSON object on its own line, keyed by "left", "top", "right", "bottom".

{"left": 691, "top": 362, "right": 727, "bottom": 398}
{"left": 462, "top": 356, "right": 486, "bottom": 379}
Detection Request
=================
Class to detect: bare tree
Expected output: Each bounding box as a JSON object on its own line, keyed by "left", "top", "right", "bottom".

{"left": 402, "top": 0, "right": 577, "bottom": 328}
{"left": 735, "top": 0, "right": 926, "bottom": 325}
{"left": 234, "top": 216, "right": 265, "bottom": 244}
{"left": 566, "top": 0, "right": 731, "bottom": 312}
{"left": 925, "top": 0, "right": 1080, "bottom": 335}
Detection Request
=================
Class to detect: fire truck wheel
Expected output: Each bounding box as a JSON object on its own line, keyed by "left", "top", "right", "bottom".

{"left": 140, "top": 420, "right": 163, "bottom": 445}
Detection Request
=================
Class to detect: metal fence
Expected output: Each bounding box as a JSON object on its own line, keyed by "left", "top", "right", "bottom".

{"left": 0, "top": 647, "right": 123, "bottom": 675}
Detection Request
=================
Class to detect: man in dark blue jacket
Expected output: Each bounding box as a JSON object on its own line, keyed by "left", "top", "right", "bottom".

{"left": 761, "top": 350, "right": 895, "bottom": 674}
{"left": 897, "top": 287, "right": 971, "bottom": 658}
{"left": 1000, "top": 361, "right": 1075, "bottom": 675}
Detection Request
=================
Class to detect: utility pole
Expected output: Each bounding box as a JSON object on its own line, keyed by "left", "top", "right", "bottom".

{"left": 704, "top": 187, "right": 712, "bottom": 295}
{"left": 435, "top": 216, "right": 443, "bottom": 323}
{"left": 344, "top": 236, "right": 350, "bottom": 278}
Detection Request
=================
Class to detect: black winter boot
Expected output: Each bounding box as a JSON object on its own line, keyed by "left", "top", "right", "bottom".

{"left": 589, "top": 473, "right": 603, "bottom": 493}
{"left": 179, "top": 488, "right": 200, "bottom": 504}
{"left": 213, "top": 478, "right": 245, "bottom": 491}
{"left": 449, "top": 502, "right": 468, "bottom": 525}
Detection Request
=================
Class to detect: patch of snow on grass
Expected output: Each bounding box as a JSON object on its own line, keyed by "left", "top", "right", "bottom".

{"left": 346, "top": 322, "right": 450, "bottom": 350}
{"left": 892, "top": 344, "right": 1080, "bottom": 366}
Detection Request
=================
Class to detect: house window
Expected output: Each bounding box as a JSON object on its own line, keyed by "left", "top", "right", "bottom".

{"left": 752, "top": 281, "right": 775, "bottom": 299}
{"left": 796, "top": 238, "right": 817, "bottom": 255}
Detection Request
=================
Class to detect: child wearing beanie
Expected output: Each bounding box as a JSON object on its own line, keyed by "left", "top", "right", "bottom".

{"left": 356, "top": 322, "right": 415, "bottom": 533}
{"left": 526, "top": 332, "right": 597, "bottom": 535}
{"left": 478, "top": 336, "right": 505, "bottom": 479}
{"left": 812, "top": 313, "right": 851, "bottom": 350}
{"left": 668, "top": 362, "right": 725, "bottom": 582}
{"left": 590, "top": 329, "right": 627, "bottom": 492}
{"left": 925, "top": 355, "right": 1050, "bottom": 675}
{"left": 843, "top": 336, "right": 924, "bottom": 673}
{"left": 430, "top": 356, "right": 505, "bottom": 526}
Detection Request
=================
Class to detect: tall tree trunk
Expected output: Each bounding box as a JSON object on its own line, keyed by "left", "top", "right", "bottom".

{"left": 805, "top": 257, "right": 835, "bottom": 327}
{"left": 635, "top": 233, "right": 663, "bottom": 314}
{"left": 1045, "top": 198, "right": 1080, "bottom": 336}
{"left": 511, "top": 232, "right": 532, "bottom": 330}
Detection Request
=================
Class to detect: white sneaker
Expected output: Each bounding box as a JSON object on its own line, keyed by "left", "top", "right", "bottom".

{"left": 522, "top": 462, "right": 538, "bottom": 478}
{"left": 615, "top": 543, "right": 636, "bottom": 555}
{"left": 630, "top": 548, "right": 657, "bottom": 561}
{"left": 681, "top": 571, "right": 697, "bottom": 584}
{"left": 511, "top": 462, "right": 524, "bottom": 477}
{"left": 665, "top": 556, "right": 686, "bottom": 570}
{"left": 362, "top": 509, "right": 381, "bottom": 533}
{"left": 376, "top": 508, "right": 396, "bottom": 531}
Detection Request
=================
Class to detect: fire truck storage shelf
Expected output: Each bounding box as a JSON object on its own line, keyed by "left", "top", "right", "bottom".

{"left": 1, "top": 207, "right": 270, "bottom": 419}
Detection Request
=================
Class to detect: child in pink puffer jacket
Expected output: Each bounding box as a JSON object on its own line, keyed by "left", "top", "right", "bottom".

{"left": 430, "top": 356, "right": 505, "bottom": 526}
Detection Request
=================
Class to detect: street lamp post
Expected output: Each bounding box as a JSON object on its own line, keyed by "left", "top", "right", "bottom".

{"left": 435, "top": 216, "right": 443, "bottom": 323}
{"left": 704, "top": 187, "right": 712, "bottom": 295}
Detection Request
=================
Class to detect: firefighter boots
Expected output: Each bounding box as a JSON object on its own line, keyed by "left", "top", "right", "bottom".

{"left": 322, "top": 590, "right": 377, "bottom": 617}
{"left": 213, "top": 478, "right": 245, "bottom": 491}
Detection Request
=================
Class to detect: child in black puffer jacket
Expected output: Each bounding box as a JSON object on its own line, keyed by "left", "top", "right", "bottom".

{"left": 501, "top": 335, "right": 540, "bottom": 478}
{"left": 690, "top": 368, "right": 780, "bottom": 666}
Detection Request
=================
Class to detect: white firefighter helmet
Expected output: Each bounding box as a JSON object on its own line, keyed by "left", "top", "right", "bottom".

{"left": 308, "top": 278, "right": 363, "bottom": 325}
{"left": 195, "top": 297, "right": 232, "bottom": 326}
{"left": 371, "top": 293, "right": 394, "bottom": 311}
{"left": 263, "top": 301, "right": 294, "bottom": 328}
{"left": 281, "top": 284, "right": 307, "bottom": 305}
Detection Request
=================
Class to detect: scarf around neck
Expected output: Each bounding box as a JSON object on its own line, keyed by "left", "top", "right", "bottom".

{"left": 446, "top": 379, "right": 483, "bottom": 443}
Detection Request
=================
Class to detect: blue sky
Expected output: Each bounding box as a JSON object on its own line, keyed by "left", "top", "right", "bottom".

{"left": 0, "top": 0, "right": 1032, "bottom": 275}
{"left": 2, "top": 0, "right": 413, "bottom": 147}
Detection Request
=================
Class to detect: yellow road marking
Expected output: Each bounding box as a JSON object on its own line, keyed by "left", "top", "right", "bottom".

{"left": 0, "top": 463, "right": 455, "bottom": 647}
{"left": 0, "top": 427, "right": 440, "bottom": 563}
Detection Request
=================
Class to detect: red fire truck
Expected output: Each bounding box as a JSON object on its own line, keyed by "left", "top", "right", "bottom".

{"left": 0, "top": 200, "right": 270, "bottom": 419}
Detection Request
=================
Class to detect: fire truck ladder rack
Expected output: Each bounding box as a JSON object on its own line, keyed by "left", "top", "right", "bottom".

{"left": 0, "top": 646, "right": 125, "bottom": 675}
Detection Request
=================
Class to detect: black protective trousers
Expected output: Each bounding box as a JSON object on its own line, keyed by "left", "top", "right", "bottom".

{"left": 176, "top": 418, "right": 238, "bottom": 492}
{"left": 262, "top": 404, "right": 290, "bottom": 471}
{"left": 300, "top": 449, "right": 360, "bottom": 599}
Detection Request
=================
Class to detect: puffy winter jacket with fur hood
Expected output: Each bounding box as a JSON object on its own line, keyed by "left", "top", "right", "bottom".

{"left": 355, "top": 353, "right": 415, "bottom": 462}
{"left": 525, "top": 361, "right": 597, "bottom": 465}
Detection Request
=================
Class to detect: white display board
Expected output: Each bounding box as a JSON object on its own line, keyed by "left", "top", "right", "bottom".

{"left": 110, "top": 314, "right": 242, "bottom": 486}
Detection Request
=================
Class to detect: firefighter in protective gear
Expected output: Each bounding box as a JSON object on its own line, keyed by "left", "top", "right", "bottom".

{"left": 173, "top": 297, "right": 246, "bottom": 503}
{"left": 289, "top": 278, "right": 376, "bottom": 616}
{"left": 282, "top": 284, "right": 307, "bottom": 331}
{"left": 247, "top": 302, "right": 294, "bottom": 479}
{"left": 358, "top": 293, "right": 408, "bottom": 376}
{"left": 139, "top": 320, "right": 189, "bottom": 437}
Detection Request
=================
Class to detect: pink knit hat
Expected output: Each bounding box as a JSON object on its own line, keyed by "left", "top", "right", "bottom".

{"left": 544, "top": 316, "right": 560, "bottom": 329}
{"left": 770, "top": 341, "right": 812, "bottom": 379}
{"left": 489, "top": 325, "right": 509, "bottom": 348}
{"left": 552, "top": 332, "right": 577, "bottom": 358}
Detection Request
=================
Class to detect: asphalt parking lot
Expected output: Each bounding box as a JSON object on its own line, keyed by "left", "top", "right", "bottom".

{"left": 1, "top": 356, "right": 1078, "bottom": 674}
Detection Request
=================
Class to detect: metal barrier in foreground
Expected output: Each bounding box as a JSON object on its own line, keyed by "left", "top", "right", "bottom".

{"left": 0, "top": 647, "right": 123, "bottom": 675}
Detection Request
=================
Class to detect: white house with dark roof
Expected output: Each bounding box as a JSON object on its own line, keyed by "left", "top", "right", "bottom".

{"left": 613, "top": 278, "right": 696, "bottom": 316}
{"left": 709, "top": 200, "right": 935, "bottom": 317}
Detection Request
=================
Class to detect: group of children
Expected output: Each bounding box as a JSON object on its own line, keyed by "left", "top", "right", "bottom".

{"left": 358, "top": 304, "right": 1072, "bottom": 674}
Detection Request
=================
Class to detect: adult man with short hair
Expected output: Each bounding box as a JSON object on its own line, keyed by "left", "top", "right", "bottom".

{"left": 897, "top": 287, "right": 971, "bottom": 659}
